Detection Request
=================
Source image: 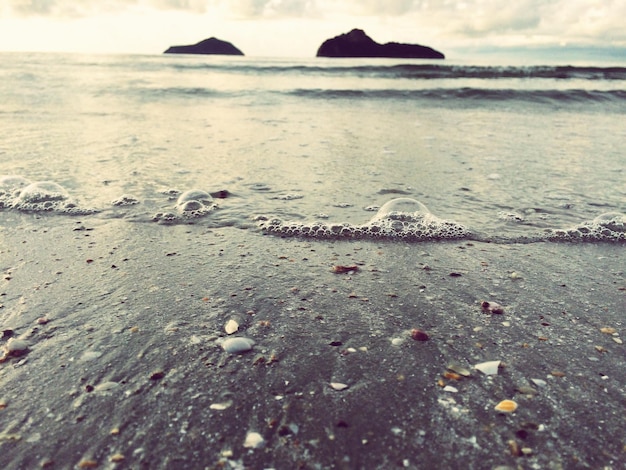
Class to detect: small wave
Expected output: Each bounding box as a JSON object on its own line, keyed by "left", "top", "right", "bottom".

{"left": 287, "top": 88, "right": 626, "bottom": 104}
{"left": 163, "top": 62, "right": 626, "bottom": 81}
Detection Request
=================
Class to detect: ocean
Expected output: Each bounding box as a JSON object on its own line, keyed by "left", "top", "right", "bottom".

{"left": 1, "top": 52, "right": 624, "bottom": 243}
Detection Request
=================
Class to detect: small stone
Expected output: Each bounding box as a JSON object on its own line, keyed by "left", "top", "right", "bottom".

{"left": 221, "top": 337, "right": 254, "bottom": 354}
{"left": 109, "top": 453, "right": 125, "bottom": 463}
{"left": 78, "top": 460, "right": 98, "bottom": 469}
{"left": 550, "top": 370, "right": 566, "bottom": 377}
{"left": 410, "top": 328, "right": 429, "bottom": 341}
{"left": 330, "top": 382, "right": 349, "bottom": 391}
{"left": 494, "top": 399, "right": 518, "bottom": 413}
{"left": 224, "top": 319, "right": 239, "bottom": 335}
{"left": 612, "top": 337, "right": 623, "bottom": 344}
{"left": 243, "top": 431, "right": 265, "bottom": 449}
{"left": 443, "top": 385, "right": 458, "bottom": 393}
{"left": 391, "top": 337, "right": 405, "bottom": 346}
{"left": 474, "top": 360, "right": 501, "bottom": 375}
{"left": 481, "top": 301, "right": 504, "bottom": 314}
{"left": 149, "top": 370, "right": 165, "bottom": 380}
{"left": 600, "top": 327, "right": 617, "bottom": 334}
{"left": 3, "top": 338, "right": 29, "bottom": 356}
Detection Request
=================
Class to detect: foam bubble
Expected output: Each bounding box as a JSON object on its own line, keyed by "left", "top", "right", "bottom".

{"left": 258, "top": 198, "right": 471, "bottom": 241}
{"left": 112, "top": 195, "right": 140, "bottom": 206}
{"left": 175, "top": 189, "right": 217, "bottom": 218}
{"left": 1, "top": 180, "right": 98, "bottom": 215}
{"left": 545, "top": 212, "right": 626, "bottom": 242}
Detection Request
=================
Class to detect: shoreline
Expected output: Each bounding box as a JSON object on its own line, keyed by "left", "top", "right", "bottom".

{"left": 1, "top": 215, "right": 624, "bottom": 469}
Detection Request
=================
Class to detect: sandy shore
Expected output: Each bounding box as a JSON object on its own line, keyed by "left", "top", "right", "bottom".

{"left": 1, "top": 215, "right": 624, "bottom": 469}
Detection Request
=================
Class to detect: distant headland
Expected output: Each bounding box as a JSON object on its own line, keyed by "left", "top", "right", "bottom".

{"left": 317, "top": 29, "right": 444, "bottom": 59}
{"left": 164, "top": 37, "right": 244, "bottom": 56}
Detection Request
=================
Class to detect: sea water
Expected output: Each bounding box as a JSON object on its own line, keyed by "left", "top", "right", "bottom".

{"left": 0, "top": 52, "right": 625, "bottom": 243}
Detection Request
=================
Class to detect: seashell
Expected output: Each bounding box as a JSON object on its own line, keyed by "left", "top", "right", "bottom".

{"left": 474, "top": 360, "right": 501, "bottom": 375}
{"left": 94, "top": 381, "right": 120, "bottom": 392}
{"left": 494, "top": 399, "right": 518, "bottom": 413}
{"left": 446, "top": 364, "right": 471, "bottom": 377}
{"left": 329, "top": 382, "right": 349, "bottom": 391}
{"left": 224, "top": 319, "right": 239, "bottom": 335}
{"left": 221, "top": 337, "right": 254, "bottom": 354}
{"left": 209, "top": 401, "right": 232, "bottom": 411}
{"left": 481, "top": 301, "right": 504, "bottom": 314}
{"left": 243, "top": 431, "right": 265, "bottom": 449}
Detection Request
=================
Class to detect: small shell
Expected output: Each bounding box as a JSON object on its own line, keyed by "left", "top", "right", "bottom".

{"left": 474, "top": 360, "right": 501, "bottom": 375}
{"left": 494, "top": 399, "right": 518, "bottom": 413}
{"left": 329, "top": 382, "right": 349, "bottom": 391}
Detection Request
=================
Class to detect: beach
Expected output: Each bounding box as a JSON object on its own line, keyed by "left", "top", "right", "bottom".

{"left": 0, "top": 52, "right": 625, "bottom": 469}
{"left": 1, "top": 214, "right": 624, "bottom": 469}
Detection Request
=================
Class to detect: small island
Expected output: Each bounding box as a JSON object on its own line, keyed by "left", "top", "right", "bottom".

{"left": 317, "top": 29, "right": 444, "bottom": 59}
{"left": 164, "top": 37, "right": 244, "bottom": 56}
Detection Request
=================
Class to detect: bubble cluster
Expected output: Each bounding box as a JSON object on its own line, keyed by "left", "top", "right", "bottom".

{"left": 258, "top": 198, "right": 471, "bottom": 241}
{"left": 112, "top": 195, "right": 140, "bottom": 206}
{"left": 176, "top": 189, "right": 217, "bottom": 217}
{"left": 153, "top": 189, "right": 217, "bottom": 223}
{"left": 0, "top": 176, "right": 98, "bottom": 215}
{"left": 545, "top": 212, "right": 626, "bottom": 242}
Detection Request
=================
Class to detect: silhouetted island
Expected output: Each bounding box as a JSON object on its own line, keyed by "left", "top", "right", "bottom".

{"left": 317, "top": 29, "right": 444, "bottom": 59}
{"left": 164, "top": 37, "right": 244, "bottom": 56}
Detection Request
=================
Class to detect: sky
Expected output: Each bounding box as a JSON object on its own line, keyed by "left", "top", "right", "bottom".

{"left": 1, "top": 0, "right": 625, "bottom": 59}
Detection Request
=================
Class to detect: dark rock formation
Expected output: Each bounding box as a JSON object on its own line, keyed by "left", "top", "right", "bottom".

{"left": 164, "top": 37, "right": 244, "bottom": 56}
{"left": 317, "top": 29, "right": 444, "bottom": 59}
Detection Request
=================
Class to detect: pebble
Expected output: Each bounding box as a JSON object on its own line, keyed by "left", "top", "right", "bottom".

{"left": 3, "top": 338, "right": 29, "bottom": 356}
{"left": 443, "top": 385, "right": 458, "bottom": 393}
{"left": 481, "top": 301, "right": 504, "bottom": 314}
{"left": 243, "top": 431, "right": 265, "bottom": 449}
{"left": 612, "top": 337, "right": 623, "bottom": 344}
{"left": 474, "top": 360, "right": 501, "bottom": 375}
{"left": 224, "top": 319, "right": 239, "bottom": 335}
{"left": 410, "top": 328, "right": 429, "bottom": 341}
{"left": 221, "top": 337, "right": 255, "bottom": 354}
{"left": 109, "top": 453, "right": 125, "bottom": 463}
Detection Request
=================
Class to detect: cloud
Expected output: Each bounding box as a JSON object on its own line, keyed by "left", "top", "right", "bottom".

{"left": 5, "top": 0, "right": 210, "bottom": 17}
{"left": 3, "top": 0, "right": 626, "bottom": 48}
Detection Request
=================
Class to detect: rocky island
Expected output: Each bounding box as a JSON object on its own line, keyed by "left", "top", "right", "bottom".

{"left": 317, "top": 29, "right": 444, "bottom": 59}
{"left": 164, "top": 37, "right": 244, "bottom": 56}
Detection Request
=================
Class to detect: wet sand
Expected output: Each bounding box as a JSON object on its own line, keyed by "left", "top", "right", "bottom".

{"left": 1, "top": 215, "right": 624, "bottom": 469}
